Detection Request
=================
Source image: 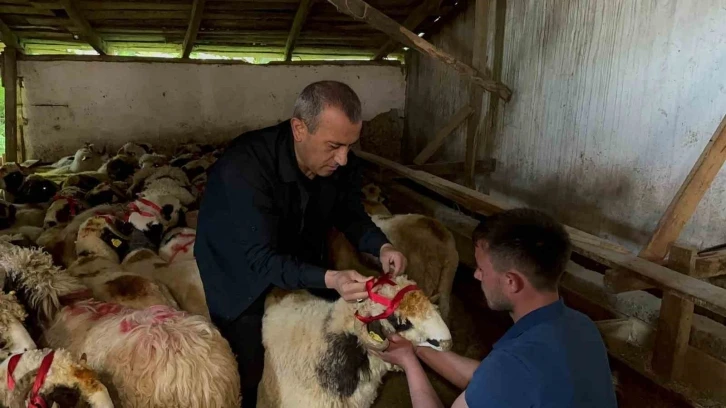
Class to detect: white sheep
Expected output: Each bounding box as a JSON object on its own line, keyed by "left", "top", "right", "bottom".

{"left": 0, "top": 241, "right": 242, "bottom": 408}
{"left": 1, "top": 348, "right": 114, "bottom": 408}
{"left": 0, "top": 290, "right": 35, "bottom": 360}
{"left": 257, "top": 275, "right": 452, "bottom": 408}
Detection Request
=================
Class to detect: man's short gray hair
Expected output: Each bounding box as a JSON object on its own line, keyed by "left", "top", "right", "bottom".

{"left": 292, "top": 81, "right": 362, "bottom": 133}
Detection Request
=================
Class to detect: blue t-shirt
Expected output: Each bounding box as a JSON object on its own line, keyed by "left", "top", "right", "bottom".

{"left": 465, "top": 299, "right": 617, "bottom": 408}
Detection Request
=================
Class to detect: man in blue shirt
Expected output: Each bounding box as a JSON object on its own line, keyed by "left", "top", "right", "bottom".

{"left": 372, "top": 208, "right": 618, "bottom": 408}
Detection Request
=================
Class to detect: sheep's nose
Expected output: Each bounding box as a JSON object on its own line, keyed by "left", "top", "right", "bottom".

{"left": 429, "top": 339, "right": 452, "bottom": 351}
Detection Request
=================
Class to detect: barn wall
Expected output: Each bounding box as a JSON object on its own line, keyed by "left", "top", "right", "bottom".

{"left": 405, "top": 0, "right": 726, "bottom": 251}
{"left": 18, "top": 61, "right": 406, "bottom": 159}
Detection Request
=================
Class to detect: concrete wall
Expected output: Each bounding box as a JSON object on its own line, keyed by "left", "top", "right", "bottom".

{"left": 404, "top": 0, "right": 726, "bottom": 252}
{"left": 18, "top": 60, "right": 406, "bottom": 159}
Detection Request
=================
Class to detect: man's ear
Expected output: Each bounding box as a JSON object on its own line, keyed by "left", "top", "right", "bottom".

{"left": 291, "top": 117, "right": 308, "bottom": 142}
{"left": 504, "top": 270, "right": 526, "bottom": 295}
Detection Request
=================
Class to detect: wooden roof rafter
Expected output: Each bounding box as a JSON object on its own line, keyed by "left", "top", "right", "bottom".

{"left": 0, "top": 16, "right": 24, "bottom": 52}
{"left": 284, "top": 0, "right": 314, "bottom": 61}
{"left": 181, "top": 0, "right": 206, "bottom": 59}
{"left": 59, "top": 0, "right": 108, "bottom": 55}
{"left": 372, "top": 0, "right": 441, "bottom": 60}
{"left": 327, "top": 0, "right": 512, "bottom": 101}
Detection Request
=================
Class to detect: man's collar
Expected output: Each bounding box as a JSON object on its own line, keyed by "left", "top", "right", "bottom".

{"left": 279, "top": 120, "right": 302, "bottom": 183}
{"left": 494, "top": 298, "right": 565, "bottom": 348}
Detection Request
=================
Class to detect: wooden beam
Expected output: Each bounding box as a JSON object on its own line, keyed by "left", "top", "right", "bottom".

{"left": 326, "top": 0, "right": 512, "bottom": 101}
{"left": 356, "top": 150, "right": 726, "bottom": 317}
{"left": 59, "top": 0, "right": 107, "bottom": 55}
{"left": 652, "top": 245, "right": 696, "bottom": 380}
{"left": 606, "top": 113, "right": 726, "bottom": 292}
{"left": 3, "top": 48, "right": 18, "bottom": 163}
{"left": 694, "top": 249, "right": 726, "bottom": 279}
{"left": 0, "top": 18, "right": 24, "bottom": 52}
{"left": 283, "top": 0, "right": 313, "bottom": 61}
{"left": 372, "top": 0, "right": 440, "bottom": 60}
{"left": 408, "top": 159, "right": 496, "bottom": 177}
{"left": 181, "top": 0, "right": 205, "bottom": 59}
{"left": 465, "top": 0, "right": 505, "bottom": 188}
{"left": 412, "top": 105, "right": 473, "bottom": 165}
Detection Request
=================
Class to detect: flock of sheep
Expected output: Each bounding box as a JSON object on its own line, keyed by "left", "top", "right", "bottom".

{"left": 0, "top": 140, "right": 460, "bottom": 408}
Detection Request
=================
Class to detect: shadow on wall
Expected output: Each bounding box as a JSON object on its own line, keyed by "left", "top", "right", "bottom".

{"left": 487, "top": 169, "right": 651, "bottom": 251}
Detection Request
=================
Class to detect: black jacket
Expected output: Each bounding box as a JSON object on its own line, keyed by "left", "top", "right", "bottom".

{"left": 195, "top": 120, "right": 390, "bottom": 321}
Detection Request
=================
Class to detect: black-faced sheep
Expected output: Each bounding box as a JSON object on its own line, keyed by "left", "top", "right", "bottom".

{"left": 86, "top": 182, "right": 127, "bottom": 208}
{"left": 14, "top": 175, "right": 59, "bottom": 205}
{"left": 258, "top": 275, "right": 452, "bottom": 408}
{"left": 0, "top": 242, "right": 242, "bottom": 408}
{"left": 0, "top": 348, "right": 115, "bottom": 408}
{"left": 0, "top": 163, "right": 28, "bottom": 202}
{"left": 99, "top": 154, "right": 138, "bottom": 182}
{"left": 44, "top": 186, "right": 88, "bottom": 229}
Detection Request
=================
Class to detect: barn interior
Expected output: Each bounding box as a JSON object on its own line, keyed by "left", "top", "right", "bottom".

{"left": 0, "top": 0, "right": 725, "bottom": 407}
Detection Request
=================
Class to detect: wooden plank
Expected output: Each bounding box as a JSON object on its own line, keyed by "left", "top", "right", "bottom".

{"left": 356, "top": 150, "right": 726, "bottom": 317}
{"left": 408, "top": 159, "right": 496, "bottom": 177}
{"left": 0, "top": 18, "right": 24, "bottom": 51}
{"left": 652, "top": 245, "right": 696, "bottom": 380}
{"left": 3, "top": 48, "right": 18, "bottom": 163}
{"left": 607, "top": 114, "right": 726, "bottom": 292}
{"left": 0, "top": 5, "right": 55, "bottom": 15}
{"left": 694, "top": 250, "right": 726, "bottom": 279}
{"left": 412, "top": 105, "right": 473, "bottom": 165}
{"left": 59, "top": 0, "right": 108, "bottom": 54}
{"left": 283, "top": 0, "right": 313, "bottom": 61}
{"left": 465, "top": 0, "right": 505, "bottom": 188}
{"left": 372, "top": 0, "right": 440, "bottom": 60}
{"left": 181, "top": 0, "right": 206, "bottom": 58}
{"left": 326, "top": 0, "right": 511, "bottom": 101}
{"left": 642, "top": 114, "right": 726, "bottom": 262}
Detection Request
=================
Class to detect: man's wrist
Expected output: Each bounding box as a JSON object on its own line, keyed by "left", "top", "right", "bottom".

{"left": 401, "top": 354, "right": 421, "bottom": 372}
{"left": 380, "top": 243, "right": 394, "bottom": 252}
{"left": 324, "top": 270, "right": 338, "bottom": 289}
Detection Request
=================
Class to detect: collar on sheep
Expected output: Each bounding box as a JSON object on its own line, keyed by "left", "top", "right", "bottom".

{"left": 6, "top": 350, "right": 55, "bottom": 408}
{"left": 52, "top": 193, "right": 79, "bottom": 216}
{"left": 126, "top": 197, "right": 162, "bottom": 221}
{"left": 354, "top": 274, "right": 419, "bottom": 324}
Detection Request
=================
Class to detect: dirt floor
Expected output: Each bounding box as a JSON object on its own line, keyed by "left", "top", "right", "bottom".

{"left": 372, "top": 266, "right": 698, "bottom": 408}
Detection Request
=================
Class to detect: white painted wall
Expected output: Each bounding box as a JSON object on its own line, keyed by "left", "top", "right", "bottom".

{"left": 18, "top": 61, "right": 406, "bottom": 159}
{"left": 405, "top": 0, "right": 726, "bottom": 252}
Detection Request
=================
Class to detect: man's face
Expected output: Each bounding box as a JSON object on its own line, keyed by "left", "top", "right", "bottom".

{"left": 473, "top": 241, "right": 513, "bottom": 312}
{"left": 292, "top": 106, "right": 362, "bottom": 177}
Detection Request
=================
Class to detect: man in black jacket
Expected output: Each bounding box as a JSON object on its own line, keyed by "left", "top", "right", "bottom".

{"left": 195, "top": 80, "right": 408, "bottom": 407}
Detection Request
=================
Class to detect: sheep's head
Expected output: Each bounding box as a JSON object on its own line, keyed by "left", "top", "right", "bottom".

{"left": 0, "top": 163, "right": 28, "bottom": 195}
{"left": 76, "top": 215, "right": 132, "bottom": 263}
{"left": 104, "top": 154, "right": 138, "bottom": 182}
{"left": 0, "top": 290, "right": 35, "bottom": 359}
{"left": 118, "top": 142, "right": 153, "bottom": 158}
{"left": 70, "top": 145, "right": 104, "bottom": 173}
{"left": 139, "top": 153, "right": 169, "bottom": 169}
{"left": 353, "top": 274, "right": 452, "bottom": 353}
{"left": 158, "top": 227, "right": 196, "bottom": 262}
{"left": 44, "top": 187, "right": 87, "bottom": 229}
{"left": 14, "top": 175, "right": 59, "bottom": 204}
{"left": 361, "top": 183, "right": 391, "bottom": 216}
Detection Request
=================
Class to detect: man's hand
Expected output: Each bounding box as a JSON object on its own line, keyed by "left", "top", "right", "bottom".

{"left": 325, "top": 270, "right": 372, "bottom": 302}
{"left": 380, "top": 244, "right": 408, "bottom": 276}
{"left": 371, "top": 334, "right": 418, "bottom": 370}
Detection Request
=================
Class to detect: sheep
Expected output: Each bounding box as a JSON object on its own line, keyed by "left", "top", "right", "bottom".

{"left": 180, "top": 156, "right": 216, "bottom": 182}
{"left": 118, "top": 142, "right": 153, "bottom": 159}
{"left": 1, "top": 348, "right": 115, "bottom": 408}
{"left": 126, "top": 194, "right": 184, "bottom": 251}
{"left": 0, "top": 290, "right": 35, "bottom": 360}
{"left": 0, "top": 242, "right": 242, "bottom": 408}
{"left": 98, "top": 154, "right": 138, "bottom": 182}
{"left": 127, "top": 166, "right": 189, "bottom": 197}
{"left": 139, "top": 154, "right": 168, "bottom": 169}
{"left": 13, "top": 175, "right": 59, "bottom": 205}
{"left": 62, "top": 172, "right": 108, "bottom": 191}
{"left": 121, "top": 228, "right": 210, "bottom": 319}
{"left": 0, "top": 163, "right": 28, "bottom": 202}
{"left": 44, "top": 144, "right": 105, "bottom": 175}
{"left": 86, "top": 181, "right": 128, "bottom": 207}
{"left": 257, "top": 274, "right": 452, "bottom": 408}
{"left": 44, "top": 186, "right": 88, "bottom": 229}
{"left": 0, "top": 199, "right": 17, "bottom": 229}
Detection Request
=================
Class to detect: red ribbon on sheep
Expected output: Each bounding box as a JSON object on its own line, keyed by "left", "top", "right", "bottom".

{"left": 6, "top": 350, "right": 55, "bottom": 408}
{"left": 354, "top": 273, "right": 419, "bottom": 324}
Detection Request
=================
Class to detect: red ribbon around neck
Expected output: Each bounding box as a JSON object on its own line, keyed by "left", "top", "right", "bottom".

{"left": 52, "top": 194, "right": 79, "bottom": 217}
{"left": 126, "top": 197, "right": 163, "bottom": 222}
{"left": 167, "top": 233, "right": 196, "bottom": 263}
{"left": 354, "top": 274, "right": 419, "bottom": 324}
{"left": 6, "top": 351, "right": 55, "bottom": 408}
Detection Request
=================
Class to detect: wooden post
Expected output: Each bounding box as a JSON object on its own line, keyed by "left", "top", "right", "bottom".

{"left": 284, "top": 0, "right": 314, "bottom": 61}
{"left": 606, "top": 113, "right": 726, "bottom": 293}
{"left": 372, "top": 0, "right": 441, "bottom": 60}
{"left": 652, "top": 245, "right": 696, "bottom": 380}
{"left": 3, "top": 48, "right": 17, "bottom": 163}
{"left": 181, "top": 0, "right": 206, "bottom": 59}
{"left": 326, "top": 0, "right": 512, "bottom": 101}
{"left": 465, "top": 0, "right": 505, "bottom": 188}
{"left": 59, "top": 0, "right": 108, "bottom": 55}
{"left": 0, "top": 18, "right": 23, "bottom": 53}
{"left": 413, "top": 105, "right": 473, "bottom": 165}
